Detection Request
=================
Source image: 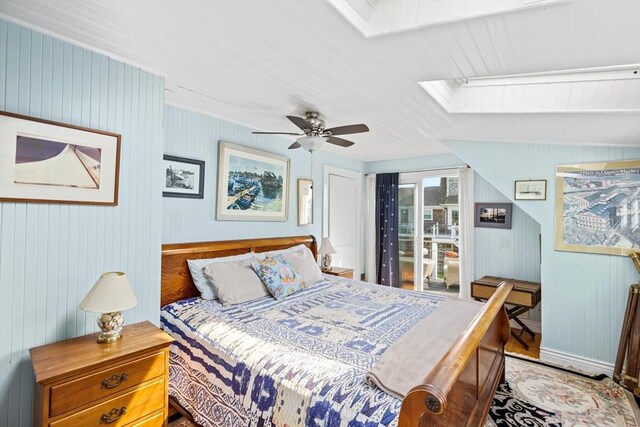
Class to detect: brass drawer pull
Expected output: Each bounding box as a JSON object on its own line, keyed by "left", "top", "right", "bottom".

{"left": 100, "top": 406, "right": 127, "bottom": 424}
{"left": 101, "top": 373, "right": 128, "bottom": 389}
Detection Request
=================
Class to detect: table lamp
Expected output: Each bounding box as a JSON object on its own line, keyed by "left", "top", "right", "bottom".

{"left": 80, "top": 272, "right": 138, "bottom": 343}
{"left": 318, "top": 237, "right": 336, "bottom": 272}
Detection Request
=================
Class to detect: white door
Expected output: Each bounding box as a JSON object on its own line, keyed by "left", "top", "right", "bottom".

{"left": 324, "top": 166, "right": 362, "bottom": 279}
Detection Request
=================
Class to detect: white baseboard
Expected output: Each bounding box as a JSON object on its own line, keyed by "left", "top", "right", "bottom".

{"left": 539, "top": 347, "right": 614, "bottom": 377}
{"left": 509, "top": 319, "right": 541, "bottom": 334}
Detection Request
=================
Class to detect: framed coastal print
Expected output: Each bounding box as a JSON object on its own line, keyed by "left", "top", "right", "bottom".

{"left": 0, "top": 111, "right": 120, "bottom": 205}
{"left": 514, "top": 179, "right": 547, "bottom": 200}
{"left": 474, "top": 203, "right": 512, "bottom": 229}
{"left": 163, "top": 155, "right": 205, "bottom": 199}
{"left": 555, "top": 159, "right": 640, "bottom": 256}
{"left": 216, "top": 141, "right": 289, "bottom": 221}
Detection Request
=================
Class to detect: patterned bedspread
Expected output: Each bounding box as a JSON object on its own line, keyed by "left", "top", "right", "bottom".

{"left": 160, "top": 275, "right": 448, "bottom": 427}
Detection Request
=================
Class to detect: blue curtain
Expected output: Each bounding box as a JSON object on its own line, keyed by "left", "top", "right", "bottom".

{"left": 376, "top": 173, "right": 400, "bottom": 287}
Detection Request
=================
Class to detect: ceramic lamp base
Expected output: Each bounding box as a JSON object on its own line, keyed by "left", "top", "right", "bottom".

{"left": 96, "top": 311, "right": 125, "bottom": 343}
{"left": 321, "top": 254, "right": 332, "bottom": 272}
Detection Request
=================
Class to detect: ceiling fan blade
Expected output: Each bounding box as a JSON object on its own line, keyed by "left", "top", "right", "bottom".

{"left": 287, "top": 115, "right": 310, "bottom": 131}
{"left": 326, "top": 136, "right": 355, "bottom": 148}
{"left": 252, "top": 131, "right": 302, "bottom": 135}
{"left": 324, "top": 124, "right": 369, "bottom": 136}
{"left": 288, "top": 142, "right": 301, "bottom": 149}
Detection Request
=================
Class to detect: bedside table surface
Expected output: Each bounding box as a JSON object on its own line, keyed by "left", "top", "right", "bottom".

{"left": 325, "top": 267, "right": 353, "bottom": 274}
{"left": 30, "top": 321, "right": 173, "bottom": 384}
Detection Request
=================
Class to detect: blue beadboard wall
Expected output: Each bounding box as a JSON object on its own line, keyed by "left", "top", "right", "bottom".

{"left": 0, "top": 19, "right": 164, "bottom": 427}
{"left": 446, "top": 140, "right": 640, "bottom": 365}
{"left": 162, "top": 104, "right": 365, "bottom": 244}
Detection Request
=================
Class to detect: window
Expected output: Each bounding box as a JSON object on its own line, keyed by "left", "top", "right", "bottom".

{"left": 423, "top": 207, "right": 433, "bottom": 220}
{"left": 451, "top": 209, "right": 459, "bottom": 225}
{"left": 446, "top": 177, "right": 458, "bottom": 196}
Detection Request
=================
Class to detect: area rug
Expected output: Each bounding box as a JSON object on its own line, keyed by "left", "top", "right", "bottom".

{"left": 169, "top": 355, "right": 639, "bottom": 426}
{"left": 488, "top": 355, "right": 638, "bottom": 426}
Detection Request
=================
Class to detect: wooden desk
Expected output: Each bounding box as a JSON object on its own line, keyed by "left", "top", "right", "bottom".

{"left": 472, "top": 275, "right": 541, "bottom": 350}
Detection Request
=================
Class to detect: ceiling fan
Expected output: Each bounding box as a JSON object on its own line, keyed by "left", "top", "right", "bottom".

{"left": 252, "top": 111, "right": 369, "bottom": 152}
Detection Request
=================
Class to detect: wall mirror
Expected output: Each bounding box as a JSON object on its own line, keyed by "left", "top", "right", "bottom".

{"left": 298, "top": 179, "right": 313, "bottom": 225}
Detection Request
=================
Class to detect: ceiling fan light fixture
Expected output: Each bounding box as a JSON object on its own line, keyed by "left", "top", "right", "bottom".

{"left": 297, "top": 135, "right": 327, "bottom": 152}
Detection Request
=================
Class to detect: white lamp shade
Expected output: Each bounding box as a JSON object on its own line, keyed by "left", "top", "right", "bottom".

{"left": 297, "top": 135, "right": 326, "bottom": 152}
{"left": 318, "top": 237, "right": 336, "bottom": 255}
{"left": 80, "top": 272, "right": 138, "bottom": 313}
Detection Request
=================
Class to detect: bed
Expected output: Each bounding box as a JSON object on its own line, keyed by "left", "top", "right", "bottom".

{"left": 160, "top": 235, "right": 513, "bottom": 427}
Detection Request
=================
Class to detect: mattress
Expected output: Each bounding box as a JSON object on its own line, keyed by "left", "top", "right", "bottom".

{"left": 160, "top": 275, "right": 450, "bottom": 427}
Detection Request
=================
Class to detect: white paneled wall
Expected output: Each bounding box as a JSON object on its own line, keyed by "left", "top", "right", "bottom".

{"left": 0, "top": 19, "right": 164, "bottom": 427}
{"left": 446, "top": 140, "right": 639, "bottom": 364}
{"left": 162, "top": 105, "right": 365, "bottom": 244}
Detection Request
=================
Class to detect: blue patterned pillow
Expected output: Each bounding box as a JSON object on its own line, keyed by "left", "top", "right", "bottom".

{"left": 251, "top": 255, "right": 302, "bottom": 300}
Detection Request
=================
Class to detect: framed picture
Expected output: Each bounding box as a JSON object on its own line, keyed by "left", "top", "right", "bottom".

{"left": 216, "top": 141, "right": 289, "bottom": 221}
{"left": 0, "top": 111, "right": 120, "bottom": 205}
{"left": 514, "top": 179, "right": 547, "bottom": 200}
{"left": 163, "top": 155, "right": 205, "bottom": 199}
{"left": 555, "top": 159, "right": 640, "bottom": 256}
{"left": 475, "top": 203, "right": 512, "bottom": 229}
{"left": 298, "top": 178, "right": 313, "bottom": 225}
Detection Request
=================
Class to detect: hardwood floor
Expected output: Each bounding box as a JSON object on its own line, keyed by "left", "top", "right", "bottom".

{"left": 506, "top": 328, "right": 541, "bottom": 359}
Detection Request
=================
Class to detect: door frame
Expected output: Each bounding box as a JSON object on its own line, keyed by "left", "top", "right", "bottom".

{"left": 323, "top": 165, "right": 363, "bottom": 280}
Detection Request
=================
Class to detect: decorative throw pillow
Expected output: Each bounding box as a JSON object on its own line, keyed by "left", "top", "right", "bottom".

{"left": 251, "top": 255, "right": 303, "bottom": 300}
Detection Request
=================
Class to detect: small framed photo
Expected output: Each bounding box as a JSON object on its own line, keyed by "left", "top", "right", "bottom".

{"left": 475, "top": 203, "right": 512, "bottom": 229}
{"left": 163, "top": 155, "right": 205, "bottom": 199}
{"left": 0, "top": 111, "right": 121, "bottom": 205}
{"left": 217, "top": 141, "right": 289, "bottom": 221}
{"left": 514, "top": 179, "right": 547, "bottom": 200}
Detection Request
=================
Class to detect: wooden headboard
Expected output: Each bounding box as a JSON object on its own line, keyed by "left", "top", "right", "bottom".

{"left": 161, "top": 235, "right": 317, "bottom": 307}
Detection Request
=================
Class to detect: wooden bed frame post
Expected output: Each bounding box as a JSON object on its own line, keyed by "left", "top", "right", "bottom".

{"left": 398, "top": 282, "right": 513, "bottom": 427}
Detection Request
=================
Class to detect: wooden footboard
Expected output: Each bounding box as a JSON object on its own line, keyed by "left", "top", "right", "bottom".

{"left": 398, "top": 282, "right": 513, "bottom": 427}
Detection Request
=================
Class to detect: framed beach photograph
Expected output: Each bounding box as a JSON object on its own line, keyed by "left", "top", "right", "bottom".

{"left": 216, "top": 141, "right": 289, "bottom": 221}
{"left": 475, "top": 203, "right": 513, "bottom": 229}
{"left": 0, "top": 111, "right": 120, "bottom": 205}
{"left": 163, "top": 155, "right": 205, "bottom": 199}
{"left": 514, "top": 179, "right": 547, "bottom": 200}
{"left": 555, "top": 159, "right": 640, "bottom": 256}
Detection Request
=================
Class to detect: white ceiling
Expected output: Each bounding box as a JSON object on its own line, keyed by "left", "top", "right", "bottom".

{"left": 1, "top": 0, "right": 639, "bottom": 161}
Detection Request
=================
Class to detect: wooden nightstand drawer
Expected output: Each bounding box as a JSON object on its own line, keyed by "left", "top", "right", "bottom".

{"left": 50, "top": 351, "right": 166, "bottom": 417}
{"left": 324, "top": 267, "right": 354, "bottom": 279}
{"left": 126, "top": 410, "right": 165, "bottom": 427}
{"left": 50, "top": 377, "right": 165, "bottom": 427}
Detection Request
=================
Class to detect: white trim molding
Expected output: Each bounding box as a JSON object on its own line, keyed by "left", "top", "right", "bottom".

{"left": 539, "top": 347, "right": 614, "bottom": 377}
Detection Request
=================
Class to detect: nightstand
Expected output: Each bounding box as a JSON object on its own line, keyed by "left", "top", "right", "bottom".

{"left": 324, "top": 267, "right": 354, "bottom": 279}
{"left": 30, "top": 321, "right": 174, "bottom": 427}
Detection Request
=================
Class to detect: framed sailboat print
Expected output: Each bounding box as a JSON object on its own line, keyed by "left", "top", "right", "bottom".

{"left": 0, "top": 111, "right": 121, "bottom": 205}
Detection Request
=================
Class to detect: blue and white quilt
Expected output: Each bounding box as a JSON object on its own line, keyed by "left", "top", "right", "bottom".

{"left": 160, "top": 275, "right": 447, "bottom": 427}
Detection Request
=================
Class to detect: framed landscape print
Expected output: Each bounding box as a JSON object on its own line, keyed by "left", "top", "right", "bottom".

{"left": 555, "top": 159, "right": 640, "bottom": 256}
{"left": 163, "top": 155, "right": 205, "bottom": 199}
{"left": 514, "top": 179, "right": 547, "bottom": 200}
{"left": 0, "top": 111, "right": 120, "bottom": 205}
{"left": 474, "top": 203, "right": 512, "bottom": 229}
{"left": 216, "top": 141, "right": 289, "bottom": 221}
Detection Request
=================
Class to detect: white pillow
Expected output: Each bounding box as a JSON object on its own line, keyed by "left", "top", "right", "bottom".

{"left": 187, "top": 253, "right": 253, "bottom": 299}
{"left": 283, "top": 248, "right": 323, "bottom": 287}
{"left": 253, "top": 244, "right": 308, "bottom": 259}
{"left": 203, "top": 258, "right": 269, "bottom": 305}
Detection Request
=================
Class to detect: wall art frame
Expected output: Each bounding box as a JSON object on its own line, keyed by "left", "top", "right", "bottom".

{"left": 216, "top": 141, "right": 289, "bottom": 221}
{"left": 0, "top": 111, "right": 121, "bottom": 205}
{"left": 474, "top": 202, "right": 513, "bottom": 229}
{"left": 555, "top": 159, "right": 640, "bottom": 256}
{"left": 163, "top": 155, "right": 205, "bottom": 199}
{"left": 514, "top": 179, "right": 547, "bottom": 200}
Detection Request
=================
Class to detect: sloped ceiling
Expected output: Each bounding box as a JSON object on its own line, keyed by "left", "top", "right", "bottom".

{"left": 0, "top": 0, "right": 638, "bottom": 161}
